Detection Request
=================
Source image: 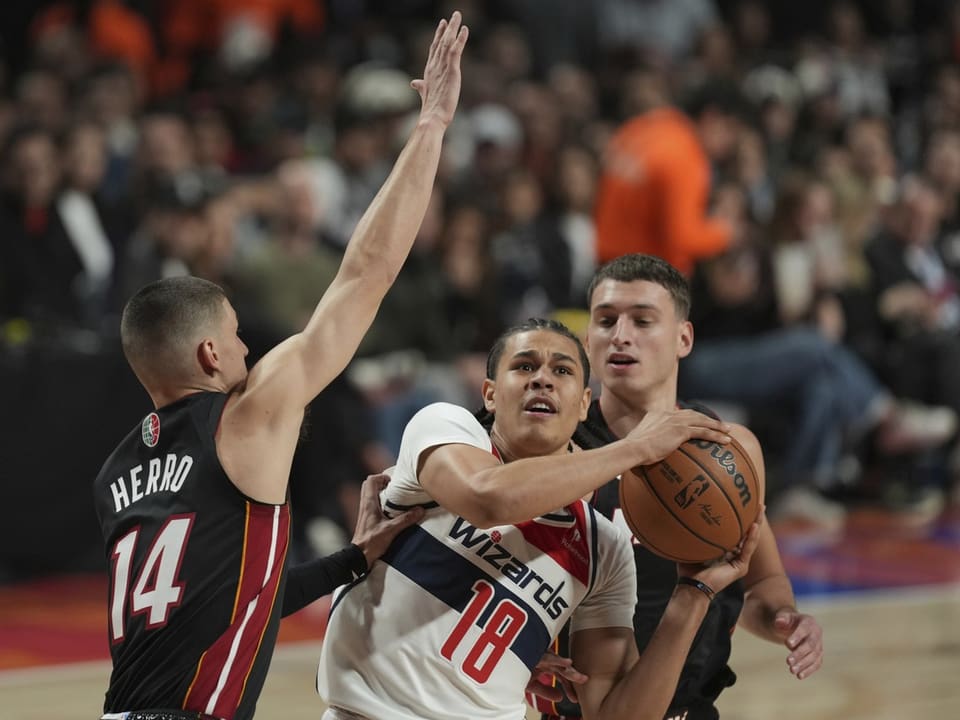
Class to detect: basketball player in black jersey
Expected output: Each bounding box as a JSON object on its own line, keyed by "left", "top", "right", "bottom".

{"left": 91, "top": 13, "right": 469, "bottom": 720}
{"left": 536, "top": 254, "right": 824, "bottom": 720}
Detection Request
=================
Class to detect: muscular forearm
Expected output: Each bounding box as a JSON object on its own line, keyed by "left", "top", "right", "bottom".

{"left": 281, "top": 544, "right": 368, "bottom": 617}
{"left": 739, "top": 574, "right": 796, "bottom": 641}
{"left": 594, "top": 587, "right": 710, "bottom": 720}
{"left": 465, "top": 440, "right": 649, "bottom": 527}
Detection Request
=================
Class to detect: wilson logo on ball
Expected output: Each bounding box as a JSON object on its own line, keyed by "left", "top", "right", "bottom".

{"left": 619, "top": 436, "right": 762, "bottom": 564}
{"left": 689, "top": 439, "right": 754, "bottom": 508}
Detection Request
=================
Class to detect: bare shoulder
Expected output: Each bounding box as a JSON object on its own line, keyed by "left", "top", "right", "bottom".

{"left": 215, "top": 345, "right": 307, "bottom": 504}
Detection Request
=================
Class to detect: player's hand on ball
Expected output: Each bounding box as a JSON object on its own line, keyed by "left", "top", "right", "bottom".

{"left": 677, "top": 510, "right": 765, "bottom": 596}
{"left": 625, "top": 408, "right": 731, "bottom": 466}
{"left": 773, "top": 609, "right": 824, "bottom": 680}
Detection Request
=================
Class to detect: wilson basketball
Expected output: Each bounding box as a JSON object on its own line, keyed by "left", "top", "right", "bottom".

{"left": 619, "top": 437, "right": 761, "bottom": 563}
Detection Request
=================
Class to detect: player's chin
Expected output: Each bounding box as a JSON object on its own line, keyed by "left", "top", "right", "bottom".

{"left": 517, "top": 419, "right": 575, "bottom": 451}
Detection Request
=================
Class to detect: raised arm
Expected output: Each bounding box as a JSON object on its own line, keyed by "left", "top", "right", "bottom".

{"left": 218, "top": 13, "right": 468, "bottom": 502}
{"left": 252, "top": 13, "right": 468, "bottom": 405}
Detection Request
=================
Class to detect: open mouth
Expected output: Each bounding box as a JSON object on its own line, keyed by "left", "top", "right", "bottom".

{"left": 524, "top": 397, "right": 558, "bottom": 414}
{"left": 607, "top": 353, "right": 637, "bottom": 367}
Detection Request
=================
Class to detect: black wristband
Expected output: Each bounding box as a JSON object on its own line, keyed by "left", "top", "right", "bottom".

{"left": 677, "top": 576, "right": 716, "bottom": 602}
{"left": 346, "top": 543, "right": 370, "bottom": 576}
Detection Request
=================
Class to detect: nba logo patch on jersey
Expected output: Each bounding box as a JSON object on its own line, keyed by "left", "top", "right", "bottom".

{"left": 141, "top": 413, "right": 160, "bottom": 447}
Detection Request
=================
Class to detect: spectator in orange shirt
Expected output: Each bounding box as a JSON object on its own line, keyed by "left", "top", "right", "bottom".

{"left": 595, "top": 79, "right": 745, "bottom": 275}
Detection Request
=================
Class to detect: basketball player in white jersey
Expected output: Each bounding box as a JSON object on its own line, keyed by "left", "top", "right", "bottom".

{"left": 317, "top": 318, "right": 762, "bottom": 720}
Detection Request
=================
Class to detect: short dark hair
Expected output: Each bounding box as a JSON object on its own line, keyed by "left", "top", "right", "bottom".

{"left": 121, "top": 277, "right": 227, "bottom": 373}
{"left": 586, "top": 254, "right": 691, "bottom": 320}
{"left": 485, "top": 317, "right": 590, "bottom": 388}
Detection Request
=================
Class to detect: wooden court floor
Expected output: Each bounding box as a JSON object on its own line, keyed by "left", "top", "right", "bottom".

{"left": 3, "top": 507, "right": 959, "bottom": 719}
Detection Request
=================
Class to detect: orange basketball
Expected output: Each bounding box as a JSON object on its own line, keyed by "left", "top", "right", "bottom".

{"left": 619, "top": 437, "right": 762, "bottom": 563}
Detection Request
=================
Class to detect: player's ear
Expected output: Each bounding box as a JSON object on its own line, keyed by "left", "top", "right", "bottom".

{"left": 677, "top": 320, "right": 694, "bottom": 359}
{"left": 578, "top": 385, "right": 591, "bottom": 421}
{"left": 481, "top": 377, "right": 497, "bottom": 414}
{"left": 197, "top": 338, "right": 218, "bottom": 375}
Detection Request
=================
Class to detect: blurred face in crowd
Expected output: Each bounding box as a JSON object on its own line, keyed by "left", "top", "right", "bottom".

{"left": 193, "top": 109, "right": 233, "bottom": 170}
{"left": 277, "top": 161, "right": 321, "bottom": 235}
{"left": 735, "top": 128, "right": 767, "bottom": 185}
{"left": 502, "top": 170, "right": 542, "bottom": 225}
{"left": 798, "top": 182, "right": 836, "bottom": 234}
{"left": 86, "top": 67, "right": 140, "bottom": 126}
{"left": 587, "top": 279, "right": 692, "bottom": 405}
{"left": 483, "top": 25, "right": 531, "bottom": 83}
{"left": 140, "top": 114, "right": 195, "bottom": 177}
{"left": 735, "top": 0, "right": 771, "bottom": 50}
{"left": 65, "top": 123, "right": 108, "bottom": 193}
{"left": 151, "top": 207, "right": 212, "bottom": 263}
{"left": 11, "top": 131, "right": 61, "bottom": 208}
{"left": 548, "top": 65, "right": 598, "bottom": 126}
{"left": 699, "top": 108, "right": 741, "bottom": 163}
{"left": 442, "top": 205, "right": 488, "bottom": 294}
{"left": 336, "top": 124, "right": 383, "bottom": 172}
{"left": 847, "top": 118, "right": 894, "bottom": 178}
{"left": 924, "top": 130, "right": 960, "bottom": 193}
{"left": 897, "top": 178, "right": 943, "bottom": 247}
{"left": 555, "top": 145, "right": 598, "bottom": 213}
{"left": 17, "top": 70, "right": 67, "bottom": 133}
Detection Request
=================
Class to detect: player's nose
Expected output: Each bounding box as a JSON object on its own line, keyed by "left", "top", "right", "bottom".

{"left": 611, "top": 316, "right": 632, "bottom": 345}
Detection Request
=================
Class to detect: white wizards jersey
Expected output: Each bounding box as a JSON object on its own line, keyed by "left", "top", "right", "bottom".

{"left": 317, "top": 403, "right": 636, "bottom": 720}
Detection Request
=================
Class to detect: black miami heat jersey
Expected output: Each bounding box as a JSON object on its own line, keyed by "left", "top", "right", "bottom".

{"left": 536, "top": 400, "right": 742, "bottom": 720}
{"left": 93, "top": 392, "right": 290, "bottom": 720}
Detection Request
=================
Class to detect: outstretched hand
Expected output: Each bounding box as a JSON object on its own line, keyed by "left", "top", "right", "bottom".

{"left": 772, "top": 609, "right": 823, "bottom": 680}
{"left": 351, "top": 474, "right": 424, "bottom": 568}
{"left": 411, "top": 11, "right": 469, "bottom": 128}
{"left": 626, "top": 408, "right": 731, "bottom": 467}
{"left": 526, "top": 651, "right": 589, "bottom": 703}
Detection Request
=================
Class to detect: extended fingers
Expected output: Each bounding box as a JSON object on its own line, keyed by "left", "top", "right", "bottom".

{"left": 785, "top": 618, "right": 823, "bottom": 680}
{"left": 534, "top": 652, "right": 571, "bottom": 672}
{"left": 390, "top": 505, "right": 424, "bottom": 530}
{"left": 787, "top": 616, "right": 821, "bottom": 650}
{"left": 360, "top": 474, "right": 389, "bottom": 506}
{"left": 787, "top": 641, "right": 823, "bottom": 679}
{"left": 428, "top": 18, "right": 447, "bottom": 61}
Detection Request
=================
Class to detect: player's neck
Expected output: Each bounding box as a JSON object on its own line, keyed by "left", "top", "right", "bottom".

{"left": 489, "top": 428, "right": 569, "bottom": 463}
{"left": 599, "top": 387, "right": 678, "bottom": 438}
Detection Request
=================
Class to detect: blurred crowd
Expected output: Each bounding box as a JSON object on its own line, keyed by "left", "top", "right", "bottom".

{"left": 5, "top": 0, "right": 960, "bottom": 557}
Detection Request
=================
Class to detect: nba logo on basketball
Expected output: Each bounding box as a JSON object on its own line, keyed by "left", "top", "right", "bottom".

{"left": 141, "top": 413, "right": 160, "bottom": 447}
